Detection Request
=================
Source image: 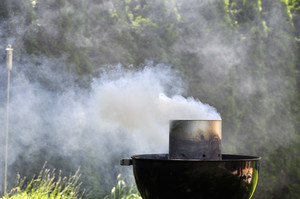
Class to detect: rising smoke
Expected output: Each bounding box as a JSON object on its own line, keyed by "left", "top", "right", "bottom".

{"left": 2, "top": 62, "right": 221, "bottom": 158}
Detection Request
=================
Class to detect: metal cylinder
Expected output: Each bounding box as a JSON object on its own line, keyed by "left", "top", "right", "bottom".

{"left": 6, "top": 44, "right": 13, "bottom": 71}
{"left": 169, "top": 120, "right": 222, "bottom": 160}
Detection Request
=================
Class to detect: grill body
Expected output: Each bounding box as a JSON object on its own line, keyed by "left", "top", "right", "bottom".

{"left": 129, "top": 154, "right": 260, "bottom": 199}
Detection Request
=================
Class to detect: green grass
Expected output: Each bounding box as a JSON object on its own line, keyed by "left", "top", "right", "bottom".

{"left": 2, "top": 163, "right": 83, "bottom": 199}
{"left": 104, "top": 174, "right": 141, "bottom": 199}
{"left": 2, "top": 163, "right": 140, "bottom": 199}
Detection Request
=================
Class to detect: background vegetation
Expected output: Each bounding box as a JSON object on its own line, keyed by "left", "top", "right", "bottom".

{"left": 0, "top": 0, "right": 299, "bottom": 198}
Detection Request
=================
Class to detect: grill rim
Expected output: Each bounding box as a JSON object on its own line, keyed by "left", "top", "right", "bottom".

{"left": 131, "top": 153, "right": 261, "bottom": 162}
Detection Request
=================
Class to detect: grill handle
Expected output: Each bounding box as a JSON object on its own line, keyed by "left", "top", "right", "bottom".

{"left": 120, "top": 159, "right": 133, "bottom": 166}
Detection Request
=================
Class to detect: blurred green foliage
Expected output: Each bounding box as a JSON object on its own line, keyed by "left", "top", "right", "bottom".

{"left": 0, "top": 0, "right": 299, "bottom": 198}
{"left": 3, "top": 164, "right": 83, "bottom": 199}
{"left": 104, "top": 174, "right": 141, "bottom": 199}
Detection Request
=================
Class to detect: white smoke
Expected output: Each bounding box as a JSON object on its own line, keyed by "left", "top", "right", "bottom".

{"left": 0, "top": 62, "right": 221, "bottom": 177}
{"left": 93, "top": 65, "right": 221, "bottom": 152}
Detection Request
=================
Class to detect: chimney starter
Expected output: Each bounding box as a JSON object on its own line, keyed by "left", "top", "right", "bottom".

{"left": 169, "top": 120, "right": 221, "bottom": 160}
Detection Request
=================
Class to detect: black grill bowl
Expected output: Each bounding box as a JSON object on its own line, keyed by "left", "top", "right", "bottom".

{"left": 124, "top": 154, "right": 260, "bottom": 199}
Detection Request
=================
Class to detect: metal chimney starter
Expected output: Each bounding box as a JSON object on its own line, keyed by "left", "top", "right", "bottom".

{"left": 169, "top": 120, "right": 221, "bottom": 160}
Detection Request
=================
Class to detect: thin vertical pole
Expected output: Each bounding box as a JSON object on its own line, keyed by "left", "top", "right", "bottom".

{"left": 4, "top": 45, "right": 13, "bottom": 194}
{"left": 4, "top": 70, "right": 10, "bottom": 194}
